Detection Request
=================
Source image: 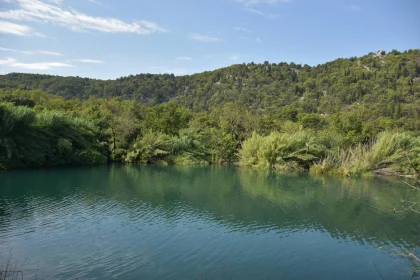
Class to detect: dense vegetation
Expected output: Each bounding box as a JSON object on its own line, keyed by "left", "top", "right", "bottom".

{"left": 1, "top": 49, "right": 420, "bottom": 176}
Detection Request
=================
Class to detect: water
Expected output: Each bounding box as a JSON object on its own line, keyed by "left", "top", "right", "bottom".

{"left": 0, "top": 164, "right": 419, "bottom": 280}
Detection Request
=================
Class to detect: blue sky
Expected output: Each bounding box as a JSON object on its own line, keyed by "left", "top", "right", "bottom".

{"left": 0, "top": 0, "right": 419, "bottom": 79}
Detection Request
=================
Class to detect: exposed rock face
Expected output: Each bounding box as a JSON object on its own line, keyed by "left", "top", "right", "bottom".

{"left": 377, "top": 49, "right": 386, "bottom": 56}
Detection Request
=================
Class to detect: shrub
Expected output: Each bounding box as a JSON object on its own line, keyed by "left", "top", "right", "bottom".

{"left": 125, "top": 131, "right": 170, "bottom": 163}
{"left": 239, "top": 131, "right": 262, "bottom": 166}
{"left": 76, "top": 150, "right": 107, "bottom": 165}
{"left": 240, "top": 131, "right": 327, "bottom": 170}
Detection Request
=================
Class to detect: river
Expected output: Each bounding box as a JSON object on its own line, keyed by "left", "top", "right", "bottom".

{"left": 0, "top": 164, "right": 419, "bottom": 279}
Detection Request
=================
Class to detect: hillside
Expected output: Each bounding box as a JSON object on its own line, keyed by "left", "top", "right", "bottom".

{"left": 1, "top": 49, "right": 420, "bottom": 172}
{"left": 1, "top": 49, "right": 419, "bottom": 116}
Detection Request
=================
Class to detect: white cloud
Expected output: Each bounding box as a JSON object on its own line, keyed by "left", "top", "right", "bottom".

{"left": 175, "top": 56, "right": 192, "bottom": 62}
{"left": 256, "top": 37, "right": 262, "bottom": 44}
{"left": 235, "top": 0, "right": 288, "bottom": 17}
{"left": 190, "top": 33, "right": 220, "bottom": 42}
{"left": 233, "top": 27, "right": 251, "bottom": 33}
{"left": 176, "top": 56, "right": 192, "bottom": 60}
{"left": 245, "top": 7, "right": 264, "bottom": 15}
{"left": 37, "top": 50, "right": 61, "bottom": 56}
{"left": 0, "top": 58, "right": 16, "bottom": 65}
{"left": 0, "top": 47, "right": 33, "bottom": 54}
{"left": 230, "top": 55, "right": 239, "bottom": 61}
{"left": 70, "top": 59, "right": 103, "bottom": 63}
{"left": 0, "top": 0, "right": 167, "bottom": 35}
{"left": 0, "top": 20, "right": 45, "bottom": 36}
{"left": 0, "top": 57, "right": 73, "bottom": 70}
{"left": 349, "top": 5, "right": 361, "bottom": 12}
{"left": 0, "top": 47, "right": 62, "bottom": 55}
{"left": 244, "top": 7, "right": 280, "bottom": 18}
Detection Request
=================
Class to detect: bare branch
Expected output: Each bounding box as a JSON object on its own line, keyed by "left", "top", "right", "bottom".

{"left": 400, "top": 180, "right": 420, "bottom": 191}
{"left": 401, "top": 247, "right": 420, "bottom": 263}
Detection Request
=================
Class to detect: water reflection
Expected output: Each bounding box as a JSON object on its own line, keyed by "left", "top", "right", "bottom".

{"left": 0, "top": 164, "right": 419, "bottom": 279}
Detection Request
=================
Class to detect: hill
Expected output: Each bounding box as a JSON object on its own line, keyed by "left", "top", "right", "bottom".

{"left": 1, "top": 49, "right": 420, "bottom": 173}
{"left": 1, "top": 49, "right": 419, "bottom": 116}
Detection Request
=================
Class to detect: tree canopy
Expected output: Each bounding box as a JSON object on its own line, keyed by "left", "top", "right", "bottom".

{"left": 0, "top": 49, "right": 419, "bottom": 176}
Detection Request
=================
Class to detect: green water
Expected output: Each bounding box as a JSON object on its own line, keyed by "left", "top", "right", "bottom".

{"left": 0, "top": 165, "right": 419, "bottom": 279}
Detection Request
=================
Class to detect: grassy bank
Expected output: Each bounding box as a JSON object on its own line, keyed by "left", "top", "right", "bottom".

{"left": 239, "top": 131, "right": 420, "bottom": 177}
{"left": 1, "top": 89, "right": 420, "bottom": 177}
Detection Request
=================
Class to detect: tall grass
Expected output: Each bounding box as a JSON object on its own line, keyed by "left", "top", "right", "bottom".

{"left": 125, "top": 130, "right": 170, "bottom": 163}
{"left": 125, "top": 129, "right": 210, "bottom": 164}
{"left": 239, "top": 131, "right": 262, "bottom": 166}
{"left": 0, "top": 104, "right": 106, "bottom": 169}
{"left": 240, "top": 131, "right": 420, "bottom": 176}
{"left": 311, "top": 132, "right": 420, "bottom": 177}
{"left": 239, "top": 131, "right": 326, "bottom": 171}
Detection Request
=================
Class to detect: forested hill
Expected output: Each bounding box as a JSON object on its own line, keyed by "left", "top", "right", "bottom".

{"left": 1, "top": 49, "right": 419, "bottom": 116}
{"left": 1, "top": 49, "right": 420, "bottom": 173}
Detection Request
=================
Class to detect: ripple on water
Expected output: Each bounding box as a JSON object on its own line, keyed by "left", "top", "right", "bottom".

{"left": 0, "top": 165, "right": 419, "bottom": 280}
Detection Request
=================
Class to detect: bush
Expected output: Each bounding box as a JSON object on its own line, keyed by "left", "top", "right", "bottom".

{"left": 125, "top": 131, "right": 170, "bottom": 163}
{"left": 312, "top": 132, "right": 420, "bottom": 177}
{"left": 76, "top": 149, "right": 107, "bottom": 165}
{"left": 239, "top": 131, "right": 327, "bottom": 170}
{"left": 239, "top": 131, "right": 262, "bottom": 166}
{"left": 0, "top": 103, "right": 107, "bottom": 169}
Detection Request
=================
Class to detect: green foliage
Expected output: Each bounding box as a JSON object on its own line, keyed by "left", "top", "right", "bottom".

{"left": 57, "top": 138, "right": 73, "bottom": 157}
{"left": 167, "top": 129, "right": 209, "bottom": 164}
{"left": 209, "top": 130, "right": 238, "bottom": 163}
{"left": 125, "top": 131, "right": 170, "bottom": 163}
{"left": 76, "top": 149, "right": 107, "bottom": 165}
{"left": 298, "top": 113, "right": 326, "bottom": 131}
{"left": 240, "top": 131, "right": 326, "bottom": 170}
{"left": 1, "top": 49, "right": 420, "bottom": 176}
{"left": 144, "top": 102, "right": 192, "bottom": 135}
{"left": 0, "top": 102, "right": 106, "bottom": 169}
{"left": 395, "top": 133, "right": 420, "bottom": 175}
{"left": 311, "top": 132, "right": 420, "bottom": 176}
{"left": 336, "top": 132, "right": 403, "bottom": 176}
{"left": 125, "top": 129, "right": 211, "bottom": 165}
{"left": 239, "top": 131, "right": 263, "bottom": 166}
{"left": 2, "top": 49, "right": 419, "bottom": 129}
{"left": 0, "top": 93, "right": 35, "bottom": 107}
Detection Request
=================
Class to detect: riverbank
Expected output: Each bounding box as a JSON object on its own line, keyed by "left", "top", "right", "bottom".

{"left": 1, "top": 90, "right": 419, "bottom": 178}
{"left": 238, "top": 131, "right": 420, "bottom": 178}
{"left": 1, "top": 127, "right": 419, "bottom": 179}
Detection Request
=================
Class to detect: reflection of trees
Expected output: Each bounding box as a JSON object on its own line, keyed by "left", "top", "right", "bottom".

{"left": 237, "top": 168, "right": 420, "bottom": 246}
{"left": 395, "top": 180, "right": 420, "bottom": 278}
{"left": 397, "top": 181, "right": 420, "bottom": 215}
{"left": 1, "top": 165, "right": 419, "bottom": 249}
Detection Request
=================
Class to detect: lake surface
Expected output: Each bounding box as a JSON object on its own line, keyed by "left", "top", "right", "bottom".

{"left": 0, "top": 165, "right": 419, "bottom": 280}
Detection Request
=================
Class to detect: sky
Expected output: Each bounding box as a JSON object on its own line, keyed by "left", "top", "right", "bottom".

{"left": 0, "top": 0, "right": 419, "bottom": 79}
